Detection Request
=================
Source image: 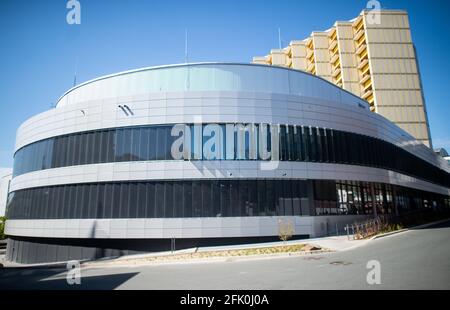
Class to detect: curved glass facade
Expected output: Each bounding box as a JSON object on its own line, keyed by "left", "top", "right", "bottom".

{"left": 13, "top": 124, "right": 450, "bottom": 188}
{"left": 57, "top": 64, "right": 366, "bottom": 109}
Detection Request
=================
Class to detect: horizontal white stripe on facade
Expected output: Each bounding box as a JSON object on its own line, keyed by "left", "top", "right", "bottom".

{"left": 5, "top": 215, "right": 369, "bottom": 239}
{"left": 9, "top": 161, "right": 450, "bottom": 196}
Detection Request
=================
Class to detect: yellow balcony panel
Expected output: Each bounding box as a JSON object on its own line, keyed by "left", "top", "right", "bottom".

{"left": 357, "top": 58, "right": 369, "bottom": 70}
{"left": 286, "top": 58, "right": 292, "bottom": 67}
{"left": 359, "top": 62, "right": 370, "bottom": 73}
{"left": 307, "top": 62, "right": 316, "bottom": 72}
{"left": 330, "top": 54, "right": 339, "bottom": 65}
{"left": 359, "top": 74, "right": 371, "bottom": 85}
{"left": 332, "top": 67, "right": 341, "bottom": 78}
{"left": 363, "top": 81, "right": 372, "bottom": 92}
{"left": 335, "top": 73, "right": 343, "bottom": 83}
{"left": 306, "top": 49, "right": 314, "bottom": 60}
{"left": 353, "top": 16, "right": 364, "bottom": 32}
{"left": 283, "top": 47, "right": 292, "bottom": 58}
{"left": 355, "top": 44, "right": 367, "bottom": 56}
{"left": 362, "top": 89, "right": 373, "bottom": 100}
{"left": 359, "top": 49, "right": 368, "bottom": 60}
{"left": 331, "top": 46, "right": 339, "bottom": 57}
{"left": 330, "top": 32, "right": 337, "bottom": 42}
{"left": 356, "top": 36, "right": 366, "bottom": 48}
{"left": 353, "top": 29, "right": 364, "bottom": 42}
{"left": 333, "top": 59, "right": 341, "bottom": 69}
{"left": 360, "top": 64, "right": 370, "bottom": 76}
{"left": 332, "top": 62, "right": 341, "bottom": 71}
{"left": 328, "top": 27, "right": 337, "bottom": 39}
{"left": 328, "top": 40, "right": 338, "bottom": 51}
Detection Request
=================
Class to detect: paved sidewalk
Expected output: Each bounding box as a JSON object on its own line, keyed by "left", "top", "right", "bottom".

{"left": 0, "top": 234, "right": 370, "bottom": 269}
{"left": 79, "top": 235, "right": 371, "bottom": 268}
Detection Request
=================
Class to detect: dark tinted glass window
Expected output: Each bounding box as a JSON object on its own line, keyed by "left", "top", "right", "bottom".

{"left": 103, "top": 183, "right": 113, "bottom": 219}
{"left": 156, "top": 127, "right": 167, "bottom": 160}
{"left": 146, "top": 182, "right": 156, "bottom": 218}
{"left": 201, "top": 181, "right": 212, "bottom": 217}
{"left": 279, "top": 125, "right": 288, "bottom": 161}
{"left": 257, "top": 180, "right": 266, "bottom": 215}
{"left": 96, "top": 184, "right": 105, "bottom": 218}
{"left": 119, "top": 183, "right": 130, "bottom": 218}
{"left": 122, "top": 129, "right": 132, "bottom": 162}
{"left": 220, "top": 180, "right": 230, "bottom": 217}
{"left": 85, "top": 133, "right": 95, "bottom": 165}
{"left": 303, "top": 126, "right": 311, "bottom": 161}
{"left": 165, "top": 181, "right": 174, "bottom": 218}
{"left": 98, "top": 131, "right": 108, "bottom": 164}
{"left": 137, "top": 183, "right": 147, "bottom": 218}
{"left": 115, "top": 129, "right": 124, "bottom": 162}
{"left": 155, "top": 182, "right": 165, "bottom": 217}
{"left": 211, "top": 180, "right": 221, "bottom": 217}
{"left": 11, "top": 123, "right": 450, "bottom": 189}
{"left": 128, "top": 183, "right": 138, "bottom": 218}
{"left": 266, "top": 180, "right": 276, "bottom": 216}
{"left": 112, "top": 183, "right": 121, "bottom": 218}
{"left": 139, "top": 128, "right": 149, "bottom": 160}
{"left": 79, "top": 133, "right": 88, "bottom": 165}
{"left": 148, "top": 127, "right": 157, "bottom": 161}
{"left": 174, "top": 182, "right": 184, "bottom": 217}
{"left": 131, "top": 128, "right": 141, "bottom": 161}
{"left": 192, "top": 181, "right": 202, "bottom": 217}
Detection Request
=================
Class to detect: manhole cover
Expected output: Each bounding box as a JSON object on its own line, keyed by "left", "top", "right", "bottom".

{"left": 329, "top": 261, "right": 352, "bottom": 266}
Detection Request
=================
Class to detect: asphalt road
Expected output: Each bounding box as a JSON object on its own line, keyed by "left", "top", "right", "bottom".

{"left": 1, "top": 220, "right": 449, "bottom": 290}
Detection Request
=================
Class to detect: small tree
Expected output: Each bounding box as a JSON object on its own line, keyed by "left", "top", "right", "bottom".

{"left": 0, "top": 216, "right": 6, "bottom": 240}
{"left": 278, "top": 218, "right": 294, "bottom": 243}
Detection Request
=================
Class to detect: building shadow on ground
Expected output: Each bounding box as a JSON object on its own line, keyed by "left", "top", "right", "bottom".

{"left": 0, "top": 267, "right": 138, "bottom": 290}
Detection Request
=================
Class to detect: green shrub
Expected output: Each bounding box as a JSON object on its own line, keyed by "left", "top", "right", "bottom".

{"left": 0, "top": 216, "right": 6, "bottom": 240}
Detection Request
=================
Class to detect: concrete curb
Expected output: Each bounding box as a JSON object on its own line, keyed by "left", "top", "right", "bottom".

{"left": 371, "top": 218, "right": 450, "bottom": 240}
{"left": 1, "top": 243, "right": 330, "bottom": 269}
{"left": 371, "top": 228, "right": 409, "bottom": 240}
{"left": 82, "top": 248, "right": 333, "bottom": 269}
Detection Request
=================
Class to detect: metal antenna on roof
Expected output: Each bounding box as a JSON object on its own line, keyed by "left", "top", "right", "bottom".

{"left": 185, "top": 28, "right": 188, "bottom": 63}
{"left": 278, "top": 28, "right": 281, "bottom": 49}
{"left": 73, "top": 55, "right": 79, "bottom": 87}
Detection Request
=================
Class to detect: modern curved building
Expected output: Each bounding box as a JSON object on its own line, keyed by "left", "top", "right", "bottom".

{"left": 5, "top": 63, "right": 450, "bottom": 263}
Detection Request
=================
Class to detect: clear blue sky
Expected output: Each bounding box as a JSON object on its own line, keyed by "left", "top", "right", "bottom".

{"left": 1, "top": 0, "right": 449, "bottom": 167}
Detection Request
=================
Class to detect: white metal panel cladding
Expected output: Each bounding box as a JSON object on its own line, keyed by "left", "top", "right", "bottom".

{"left": 5, "top": 215, "right": 370, "bottom": 239}
{"left": 13, "top": 64, "right": 448, "bottom": 173}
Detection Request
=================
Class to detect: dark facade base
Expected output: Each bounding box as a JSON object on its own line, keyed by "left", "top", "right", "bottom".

{"left": 6, "top": 235, "right": 309, "bottom": 264}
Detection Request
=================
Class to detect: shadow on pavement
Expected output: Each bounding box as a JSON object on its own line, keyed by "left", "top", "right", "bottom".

{"left": 0, "top": 267, "right": 139, "bottom": 290}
